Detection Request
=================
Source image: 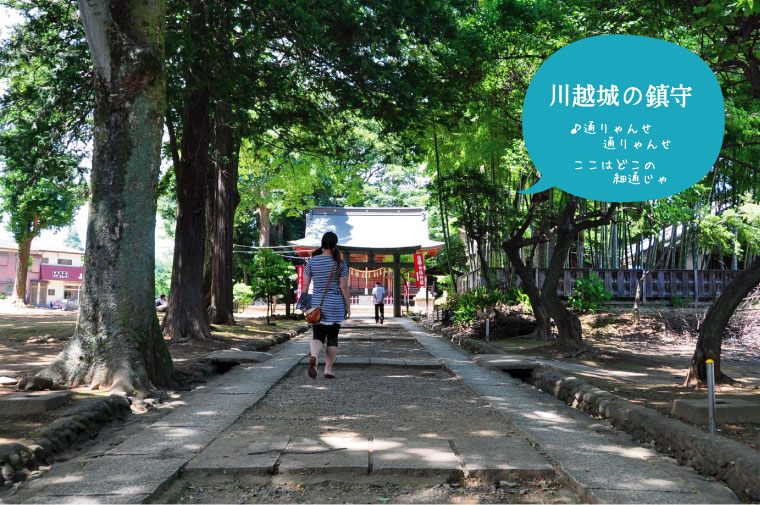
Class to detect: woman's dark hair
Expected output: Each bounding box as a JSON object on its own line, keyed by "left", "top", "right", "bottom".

{"left": 312, "top": 231, "right": 342, "bottom": 262}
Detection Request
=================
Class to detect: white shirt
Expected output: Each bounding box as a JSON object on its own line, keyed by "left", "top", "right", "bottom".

{"left": 372, "top": 286, "right": 385, "bottom": 304}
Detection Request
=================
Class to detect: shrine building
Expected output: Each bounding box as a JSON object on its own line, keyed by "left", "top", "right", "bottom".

{"left": 289, "top": 207, "right": 443, "bottom": 317}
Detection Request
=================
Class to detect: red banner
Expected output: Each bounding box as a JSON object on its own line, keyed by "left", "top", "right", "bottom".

{"left": 413, "top": 253, "right": 426, "bottom": 287}
{"left": 296, "top": 265, "right": 304, "bottom": 300}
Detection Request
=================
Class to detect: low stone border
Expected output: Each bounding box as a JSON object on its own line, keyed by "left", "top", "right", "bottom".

{"left": 528, "top": 367, "right": 760, "bottom": 502}
{"left": 0, "top": 395, "right": 130, "bottom": 488}
{"left": 175, "top": 324, "right": 309, "bottom": 384}
{"left": 415, "top": 317, "right": 760, "bottom": 501}
{"left": 1, "top": 323, "right": 311, "bottom": 488}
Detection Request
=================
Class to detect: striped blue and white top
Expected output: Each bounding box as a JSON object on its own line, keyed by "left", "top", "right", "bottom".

{"left": 305, "top": 255, "right": 349, "bottom": 325}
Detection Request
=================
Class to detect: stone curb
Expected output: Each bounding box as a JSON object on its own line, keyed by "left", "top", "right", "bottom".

{"left": 0, "top": 323, "right": 311, "bottom": 490}
{"left": 0, "top": 395, "right": 130, "bottom": 488}
{"left": 528, "top": 367, "right": 760, "bottom": 502}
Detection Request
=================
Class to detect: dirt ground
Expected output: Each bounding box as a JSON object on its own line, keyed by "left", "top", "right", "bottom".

{"left": 489, "top": 307, "right": 760, "bottom": 452}
{"left": 167, "top": 475, "right": 574, "bottom": 504}
{"left": 0, "top": 303, "right": 302, "bottom": 444}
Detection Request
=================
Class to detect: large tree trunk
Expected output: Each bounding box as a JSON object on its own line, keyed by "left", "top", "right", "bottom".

{"left": 543, "top": 294, "right": 584, "bottom": 351}
{"left": 40, "top": 0, "right": 173, "bottom": 393}
{"left": 162, "top": 0, "right": 212, "bottom": 341}
{"left": 163, "top": 87, "right": 211, "bottom": 340}
{"left": 684, "top": 256, "right": 760, "bottom": 386}
{"left": 540, "top": 200, "right": 584, "bottom": 349}
{"left": 210, "top": 102, "right": 240, "bottom": 325}
{"left": 259, "top": 201, "right": 271, "bottom": 247}
{"left": 202, "top": 133, "right": 215, "bottom": 319}
{"left": 503, "top": 240, "right": 551, "bottom": 340}
{"left": 11, "top": 236, "right": 33, "bottom": 305}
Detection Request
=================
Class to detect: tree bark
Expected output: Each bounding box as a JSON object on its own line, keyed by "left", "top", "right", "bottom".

{"left": 684, "top": 256, "right": 760, "bottom": 386}
{"left": 163, "top": 85, "right": 211, "bottom": 340}
{"left": 503, "top": 237, "right": 551, "bottom": 340}
{"left": 210, "top": 102, "right": 240, "bottom": 325}
{"left": 202, "top": 146, "right": 215, "bottom": 318}
{"left": 40, "top": 0, "right": 173, "bottom": 393}
{"left": 11, "top": 236, "right": 34, "bottom": 305}
{"left": 259, "top": 201, "right": 271, "bottom": 248}
{"left": 162, "top": 0, "right": 212, "bottom": 341}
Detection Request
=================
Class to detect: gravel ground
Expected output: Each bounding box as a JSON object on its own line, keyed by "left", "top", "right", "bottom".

{"left": 168, "top": 475, "right": 576, "bottom": 503}
{"left": 234, "top": 366, "right": 518, "bottom": 439}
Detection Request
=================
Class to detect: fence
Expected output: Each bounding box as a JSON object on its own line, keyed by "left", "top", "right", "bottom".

{"left": 457, "top": 267, "right": 739, "bottom": 300}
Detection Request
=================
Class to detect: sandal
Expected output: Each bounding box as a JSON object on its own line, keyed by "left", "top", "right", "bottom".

{"left": 324, "top": 372, "right": 336, "bottom": 379}
{"left": 308, "top": 355, "right": 317, "bottom": 379}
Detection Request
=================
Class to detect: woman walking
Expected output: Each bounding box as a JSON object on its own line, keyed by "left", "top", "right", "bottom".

{"left": 302, "top": 231, "right": 350, "bottom": 379}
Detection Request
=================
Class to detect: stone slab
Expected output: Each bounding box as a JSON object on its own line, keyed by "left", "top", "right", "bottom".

{"left": 473, "top": 354, "right": 538, "bottom": 371}
{"left": 200, "top": 350, "right": 274, "bottom": 364}
{"left": 0, "top": 391, "right": 71, "bottom": 415}
{"left": 105, "top": 424, "right": 220, "bottom": 457}
{"left": 333, "top": 357, "right": 371, "bottom": 366}
{"left": 404, "top": 359, "right": 442, "bottom": 368}
{"left": 369, "top": 358, "right": 407, "bottom": 366}
{"left": 586, "top": 488, "right": 705, "bottom": 504}
{"left": 371, "top": 437, "right": 462, "bottom": 478}
{"left": 454, "top": 436, "right": 554, "bottom": 482}
{"left": 23, "top": 494, "right": 151, "bottom": 504}
{"left": 185, "top": 434, "right": 289, "bottom": 474}
{"left": 671, "top": 398, "right": 760, "bottom": 424}
{"left": 277, "top": 436, "right": 369, "bottom": 475}
{"left": 150, "top": 397, "right": 252, "bottom": 427}
{"left": 20, "top": 455, "right": 185, "bottom": 496}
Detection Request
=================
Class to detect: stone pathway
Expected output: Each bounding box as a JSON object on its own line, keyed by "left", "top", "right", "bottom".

{"left": 1, "top": 318, "right": 739, "bottom": 504}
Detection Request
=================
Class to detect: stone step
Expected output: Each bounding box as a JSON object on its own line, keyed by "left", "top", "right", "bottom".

{"left": 184, "top": 435, "right": 553, "bottom": 481}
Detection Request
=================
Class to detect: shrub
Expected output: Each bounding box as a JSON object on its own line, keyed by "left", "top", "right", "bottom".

{"left": 504, "top": 288, "right": 531, "bottom": 309}
{"left": 232, "top": 282, "right": 254, "bottom": 311}
{"left": 670, "top": 295, "right": 686, "bottom": 308}
{"left": 568, "top": 273, "right": 612, "bottom": 313}
{"left": 0, "top": 293, "right": 6, "bottom": 300}
{"left": 450, "top": 287, "right": 530, "bottom": 325}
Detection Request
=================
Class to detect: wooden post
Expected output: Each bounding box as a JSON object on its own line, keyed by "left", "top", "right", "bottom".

{"left": 393, "top": 253, "right": 401, "bottom": 317}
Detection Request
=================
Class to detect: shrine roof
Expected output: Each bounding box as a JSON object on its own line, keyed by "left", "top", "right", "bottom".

{"left": 288, "top": 207, "right": 444, "bottom": 253}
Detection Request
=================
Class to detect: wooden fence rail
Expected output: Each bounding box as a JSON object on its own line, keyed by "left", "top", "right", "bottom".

{"left": 457, "top": 267, "right": 739, "bottom": 300}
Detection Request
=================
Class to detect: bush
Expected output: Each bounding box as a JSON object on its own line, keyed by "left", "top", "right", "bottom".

{"left": 670, "top": 295, "right": 686, "bottom": 308}
{"left": 449, "top": 287, "right": 530, "bottom": 325}
{"left": 0, "top": 293, "right": 6, "bottom": 300}
{"left": 232, "top": 283, "right": 254, "bottom": 311}
{"left": 568, "top": 273, "right": 612, "bottom": 313}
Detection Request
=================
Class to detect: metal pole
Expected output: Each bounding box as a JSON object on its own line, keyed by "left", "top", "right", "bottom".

{"left": 485, "top": 319, "right": 490, "bottom": 342}
{"left": 706, "top": 359, "right": 716, "bottom": 434}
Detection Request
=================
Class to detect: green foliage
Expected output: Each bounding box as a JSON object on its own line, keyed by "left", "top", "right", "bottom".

{"left": 0, "top": 293, "right": 6, "bottom": 300}
{"left": 155, "top": 258, "right": 173, "bottom": 298}
{"left": 670, "top": 295, "right": 686, "bottom": 309}
{"left": 449, "top": 287, "right": 530, "bottom": 325}
{"left": 63, "top": 228, "right": 82, "bottom": 250}
{"left": 0, "top": 0, "right": 89, "bottom": 246}
{"left": 248, "top": 249, "right": 293, "bottom": 304}
{"left": 568, "top": 274, "right": 612, "bottom": 313}
{"left": 232, "top": 283, "right": 254, "bottom": 311}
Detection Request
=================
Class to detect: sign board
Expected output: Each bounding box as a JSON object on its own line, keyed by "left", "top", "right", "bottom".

{"left": 40, "top": 265, "right": 83, "bottom": 282}
{"left": 413, "top": 253, "right": 426, "bottom": 287}
{"left": 296, "top": 265, "right": 304, "bottom": 300}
